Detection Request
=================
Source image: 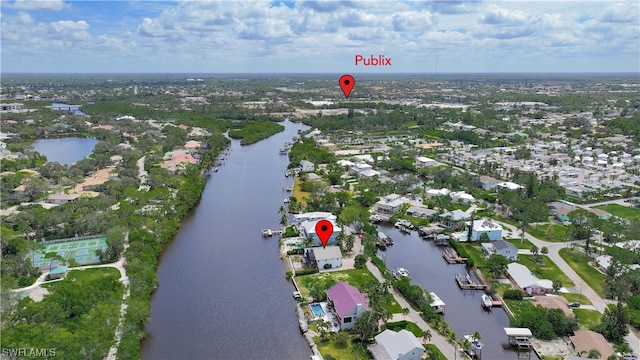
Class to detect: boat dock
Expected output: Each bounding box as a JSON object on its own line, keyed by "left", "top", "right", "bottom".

{"left": 442, "top": 248, "right": 468, "bottom": 264}
{"left": 455, "top": 272, "right": 488, "bottom": 290}
{"left": 504, "top": 328, "right": 533, "bottom": 359}
{"left": 261, "top": 228, "right": 283, "bottom": 237}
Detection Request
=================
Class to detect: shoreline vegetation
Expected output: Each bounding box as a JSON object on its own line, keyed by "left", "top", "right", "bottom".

{"left": 227, "top": 120, "right": 285, "bottom": 145}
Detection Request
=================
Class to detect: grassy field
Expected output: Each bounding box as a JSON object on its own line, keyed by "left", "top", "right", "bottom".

{"left": 460, "top": 243, "right": 488, "bottom": 268}
{"left": 518, "top": 254, "right": 575, "bottom": 287}
{"left": 560, "top": 293, "right": 592, "bottom": 305}
{"left": 292, "top": 177, "right": 310, "bottom": 204}
{"left": 527, "top": 223, "right": 568, "bottom": 242}
{"left": 593, "top": 203, "right": 640, "bottom": 220}
{"left": 42, "top": 267, "right": 121, "bottom": 288}
{"left": 297, "top": 268, "right": 402, "bottom": 313}
{"left": 558, "top": 248, "right": 606, "bottom": 298}
{"left": 314, "top": 335, "right": 371, "bottom": 360}
{"left": 505, "top": 238, "right": 535, "bottom": 250}
{"left": 573, "top": 308, "right": 601, "bottom": 329}
{"left": 425, "top": 344, "right": 447, "bottom": 360}
{"left": 384, "top": 320, "right": 423, "bottom": 337}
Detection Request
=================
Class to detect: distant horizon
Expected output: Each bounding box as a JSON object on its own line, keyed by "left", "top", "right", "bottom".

{"left": 1, "top": 1, "right": 637, "bottom": 73}
{"left": 2, "top": 71, "right": 638, "bottom": 76}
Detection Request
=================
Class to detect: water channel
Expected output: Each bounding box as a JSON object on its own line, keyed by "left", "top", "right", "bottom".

{"left": 141, "top": 121, "right": 311, "bottom": 360}
{"left": 378, "top": 224, "right": 539, "bottom": 360}
{"left": 31, "top": 137, "right": 99, "bottom": 165}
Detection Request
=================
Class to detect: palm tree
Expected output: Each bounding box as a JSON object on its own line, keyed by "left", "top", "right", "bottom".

{"left": 401, "top": 307, "right": 410, "bottom": 320}
{"left": 587, "top": 349, "right": 601, "bottom": 359}
{"left": 421, "top": 329, "right": 432, "bottom": 343}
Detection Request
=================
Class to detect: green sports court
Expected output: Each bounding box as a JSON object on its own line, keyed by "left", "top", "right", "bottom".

{"left": 31, "top": 236, "right": 107, "bottom": 269}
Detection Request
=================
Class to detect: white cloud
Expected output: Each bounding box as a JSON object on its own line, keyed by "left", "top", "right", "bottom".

{"left": 5, "top": 0, "right": 66, "bottom": 11}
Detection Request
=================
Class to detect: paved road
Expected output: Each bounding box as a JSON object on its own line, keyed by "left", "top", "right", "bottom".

{"left": 497, "top": 220, "right": 640, "bottom": 354}
{"left": 577, "top": 197, "right": 638, "bottom": 209}
{"left": 365, "top": 261, "right": 462, "bottom": 359}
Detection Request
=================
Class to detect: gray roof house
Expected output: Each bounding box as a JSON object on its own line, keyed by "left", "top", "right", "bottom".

{"left": 368, "top": 329, "right": 424, "bottom": 360}
{"left": 300, "top": 160, "right": 315, "bottom": 172}
{"left": 482, "top": 239, "right": 518, "bottom": 261}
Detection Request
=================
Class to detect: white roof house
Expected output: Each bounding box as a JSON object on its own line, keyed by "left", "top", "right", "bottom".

{"left": 337, "top": 159, "right": 355, "bottom": 167}
{"left": 451, "top": 191, "right": 474, "bottom": 203}
{"left": 293, "top": 212, "right": 337, "bottom": 225}
{"left": 507, "top": 263, "right": 553, "bottom": 295}
{"left": 369, "top": 329, "right": 425, "bottom": 360}
{"left": 496, "top": 181, "right": 524, "bottom": 191}
{"left": 415, "top": 156, "right": 438, "bottom": 167}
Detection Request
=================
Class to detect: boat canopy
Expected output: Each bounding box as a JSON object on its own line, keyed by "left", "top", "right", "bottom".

{"left": 504, "top": 328, "right": 533, "bottom": 337}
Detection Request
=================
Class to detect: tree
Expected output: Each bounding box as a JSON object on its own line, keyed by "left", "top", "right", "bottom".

{"left": 531, "top": 246, "right": 539, "bottom": 262}
{"left": 552, "top": 280, "right": 563, "bottom": 294}
{"left": 354, "top": 254, "right": 367, "bottom": 269}
{"left": 479, "top": 233, "right": 491, "bottom": 243}
{"left": 401, "top": 307, "right": 410, "bottom": 320}
{"left": 334, "top": 331, "right": 349, "bottom": 348}
{"left": 317, "top": 319, "right": 333, "bottom": 342}
{"left": 352, "top": 310, "right": 379, "bottom": 342}
{"left": 587, "top": 349, "right": 601, "bottom": 359}
{"left": 540, "top": 246, "right": 548, "bottom": 256}
{"left": 487, "top": 254, "right": 509, "bottom": 279}
{"left": 422, "top": 329, "right": 432, "bottom": 343}
{"left": 596, "top": 303, "right": 629, "bottom": 342}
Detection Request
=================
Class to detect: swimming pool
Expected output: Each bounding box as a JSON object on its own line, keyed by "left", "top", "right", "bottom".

{"left": 310, "top": 303, "right": 325, "bottom": 317}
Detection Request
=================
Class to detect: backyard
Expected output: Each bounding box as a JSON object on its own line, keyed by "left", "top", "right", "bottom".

{"left": 518, "top": 254, "right": 575, "bottom": 288}
{"left": 527, "top": 223, "right": 568, "bottom": 242}
{"left": 593, "top": 203, "right": 640, "bottom": 220}
{"left": 558, "top": 248, "right": 606, "bottom": 298}
{"left": 297, "top": 268, "right": 403, "bottom": 313}
{"left": 573, "top": 308, "right": 601, "bottom": 330}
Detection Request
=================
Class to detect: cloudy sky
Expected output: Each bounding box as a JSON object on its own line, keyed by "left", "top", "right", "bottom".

{"left": 1, "top": 0, "right": 638, "bottom": 73}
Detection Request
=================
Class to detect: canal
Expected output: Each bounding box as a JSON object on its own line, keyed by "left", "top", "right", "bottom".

{"left": 378, "top": 224, "right": 539, "bottom": 360}
{"left": 141, "top": 121, "right": 311, "bottom": 359}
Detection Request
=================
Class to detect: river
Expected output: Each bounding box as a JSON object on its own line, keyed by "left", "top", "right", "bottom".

{"left": 378, "top": 224, "right": 539, "bottom": 360}
{"left": 141, "top": 121, "right": 311, "bottom": 360}
{"left": 31, "top": 137, "right": 99, "bottom": 165}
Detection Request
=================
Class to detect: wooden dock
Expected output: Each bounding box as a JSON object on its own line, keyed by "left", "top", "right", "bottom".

{"left": 455, "top": 272, "right": 488, "bottom": 290}
{"left": 442, "top": 248, "right": 468, "bottom": 264}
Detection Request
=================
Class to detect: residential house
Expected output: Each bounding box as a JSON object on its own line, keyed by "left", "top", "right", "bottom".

{"left": 586, "top": 208, "right": 611, "bottom": 221}
{"left": 292, "top": 212, "right": 337, "bottom": 225}
{"left": 507, "top": 263, "right": 553, "bottom": 295}
{"left": 451, "top": 191, "right": 475, "bottom": 204}
{"left": 481, "top": 240, "right": 518, "bottom": 261}
{"left": 160, "top": 153, "right": 198, "bottom": 173}
{"left": 439, "top": 209, "right": 471, "bottom": 226}
{"left": 300, "top": 160, "right": 315, "bottom": 172}
{"left": 184, "top": 140, "right": 202, "bottom": 151}
{"left": 326, "top": 282, "right": 369, "bottom": 330}
{"left": 569, "top": 330, "right": 614, "bottom": 359}
{"left": 426, "top": 188, "right": 450, "bottom": 198}
{"left": 415, "top": 156, "right": 438, "bottom": 167}
{"left": 373, "top": 194, "right": 406, "bottom": 216}
{"left": 554, "top": 207, "right": 573, "bottom": 223}
{"left": 478, "top": 175, "right": 500, "bottom": 191}
{"left": 470, "top": 219, "right": 503, "bottom": 241}
{"left": 495, "top": 181, "right": 524, "bottom": 192}
{"left": 299, "top": 219, "right": 341, "bottom": 246}
{"left": 305, "top": 246, "right": 342, "bottom": 271}
{"left": 406, "top": 206, "right": 437, "bottom": 219}
{"left": 47, "top": 193, "right": 80, "bottom": 204}
{"left": 368, "top": 329, "right": 425, "bottom": 360}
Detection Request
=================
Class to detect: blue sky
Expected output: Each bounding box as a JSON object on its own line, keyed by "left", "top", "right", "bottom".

{"left": 1, "top": 0, "right": 638, "bottom": 73}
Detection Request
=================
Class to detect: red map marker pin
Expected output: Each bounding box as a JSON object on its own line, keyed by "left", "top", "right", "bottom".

{"left": 315, "top": 220, "right": 334, "bottom": 248}
{"left": 339, "top": 74, "right": 355, "bottom": 99}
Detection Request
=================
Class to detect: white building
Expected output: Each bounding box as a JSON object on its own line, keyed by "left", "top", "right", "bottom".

{"left": 292, "top": 212, "right": 337, "bottom": 225}
{"left": 369, "top": 329, "right": 425, "bottom": 360}
{"left": 470, "top": 219, "right": 503, "bottom": 241}
{"left": 307, "top": 246, "right": 342, "bottom": 271}
{"left": 507, "top": 263, "right": 553, "bottom": 295}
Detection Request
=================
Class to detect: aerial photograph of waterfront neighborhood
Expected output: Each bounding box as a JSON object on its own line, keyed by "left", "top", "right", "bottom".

{"left": 1, "top": 1, "right": 639, "bottom": 360}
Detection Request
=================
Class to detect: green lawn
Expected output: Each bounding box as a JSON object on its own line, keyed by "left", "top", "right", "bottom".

{"left": 459, "top": 243, "right": 488, "bottom": 268}
{"left": 314, "top": 335, "right": 371, "bottom": 360}
{"left": 527, "top": 223, "right": 568, "bottom": 242}
{"left": 425, "top": 344, "right": 447, "bottom": 360}
{"left": 593, "top": 204, "right": 640, "bottom": 220}
{"left": 42, "top": 267, "right": 121, "bottom": 288}
{"left": 384, "top": 320, "right": 423, "bottom": 337}
{"left": 505, "top": 238, "right": 535, "bottom": 250}
{"left": 558, "top": 248, "right": 606, "bottom": 298}
{"left": 573, "top": 308, "right": 601, "bottom": 330}
{"left": 518, "top": 255, "right": 575, "bottom": 287}
{"left": 560, "top": 293, "right": 592, "bottom": 305}
{"left": 297, "top": 268, "right": 402, "bottom": 313}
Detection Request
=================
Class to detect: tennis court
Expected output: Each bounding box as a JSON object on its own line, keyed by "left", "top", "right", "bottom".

{"left": 31, "top": 237, "right": 107, "bottom": 269}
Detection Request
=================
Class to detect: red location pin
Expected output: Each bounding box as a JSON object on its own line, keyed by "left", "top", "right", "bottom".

{"left": 339, "top": 74, "right": 355, "bottom": 99}
{"left": 315, "top": 220, "right": 334, "bottom": 248}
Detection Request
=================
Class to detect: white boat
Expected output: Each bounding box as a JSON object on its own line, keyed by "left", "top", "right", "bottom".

{"left": 396, "top": 268, "right": 409, "bottom": 277}
{"left": 283, "top": 198, "right": 290, "bottom": 203}
{"left": 429, "top": 292, "right": 446, "bottom": 314}
{"left": 369, "top": 214, "right": 382, "bottom": 223}
{"left": 481, "top": 294, "right": 493, "bottom": 309}
{"left": 464, "top": 335, "right": 484, "bottom": 358}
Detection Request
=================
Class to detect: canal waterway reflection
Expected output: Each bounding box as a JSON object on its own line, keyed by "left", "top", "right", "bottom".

{"left": 378, "top": 224, "right": 539, "bottom": 360}
{"left": 31, "top": 137, "right": 99, "bottom": 165}
{"left": 142, "top": 121, "right": 311, "bottom": 360}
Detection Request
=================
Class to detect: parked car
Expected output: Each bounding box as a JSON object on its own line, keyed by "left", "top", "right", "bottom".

{"left": 567, "top": 302, "right": 581, "bottom": 308}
